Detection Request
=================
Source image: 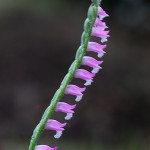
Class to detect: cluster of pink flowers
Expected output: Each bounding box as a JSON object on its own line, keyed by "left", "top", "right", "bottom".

{"left": 36, "top": 6, "right": 109, "bottom": 150}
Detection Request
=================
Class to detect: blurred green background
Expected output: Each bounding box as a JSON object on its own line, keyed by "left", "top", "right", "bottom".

{"left": 0, "top": 0, "right": 150, "bottom": 149}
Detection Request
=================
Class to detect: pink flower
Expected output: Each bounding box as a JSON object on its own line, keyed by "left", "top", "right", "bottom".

{"left": 87, "top": 42, "right": 106, "bottom": 58}
{"left": 65, "top": 84, "right": 86, "bottom": 102}
{"left": 92, "top": 27, "right": 110, "bottom": 43}
{"left": 98, "top": 7, "right": 109, "bottom": 20}
{"left": 94, "top": 18, "right": 108, "bottom": 30}
{"left": 35, "top": 145, "right": 58, "bottom": 150}
{"left": 75, "top": 69, "right": 95, "bottom": 86}
{"left": 45, "top": 119, "right": 66, "bottom": 139}
{"left": 55, "top": 102, "right": 76, "bottom": 120}
{"left": 82, "top": 56, "right": 103, "bottom": 74}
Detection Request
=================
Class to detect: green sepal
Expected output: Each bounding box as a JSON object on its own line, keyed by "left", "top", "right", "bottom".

{"left": 69, "top": 60, "right": 77, "bottom": 72}
{"left": 88, "top": 5, "right": 97, "bottom": 22}
{"left": 61, "top": 74, "right": 70, "bottom": 86}
{"left": 84, "top": 18, "right": 91, "bottom": 33}
{"left": 81, "top": 32, "right": 87, "bottom": 45}
{"left": 75, "top": 46, "right": 83, "bottom": 59}
{"left": 41, "top": 107, "right": 49, "bottom": 120}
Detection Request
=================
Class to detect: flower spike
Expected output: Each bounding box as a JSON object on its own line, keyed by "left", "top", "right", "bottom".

{"left": 75, "top": 69, "right": 95, "bottom": 86}
{"left": 55, "top": 102, "right": 76, "bottom": 120}
{"left": 82, "top": 56, "right": 103, "bottom": 74}
{"left": 45, "top": 119, "right": 66, "bottom": 139}
{"left": 28, "top": 1, "right": 110, "bottom": 150}
{"left": 65, "top": 85, "right": 86, "bottom": 102}
{"left": 87, "top": 42, "right": 106, "bottom": 58}
{"left": 35, "top": 145, "right": 58, "bottom": 150}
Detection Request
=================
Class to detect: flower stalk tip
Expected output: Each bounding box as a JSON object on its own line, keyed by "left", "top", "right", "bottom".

{"left": 91, "top": 0, "right": 100, "bottom": 6}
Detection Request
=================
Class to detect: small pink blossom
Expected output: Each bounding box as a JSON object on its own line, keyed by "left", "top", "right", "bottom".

{"left": 65, "top": 84, "right": 86, "bottom": 102}
{"left": 87, "top": 42, "right": 106, "bottom": 58}
{"left": 55, "top": 102, "right": 76, "bottom": 120}
{"left": 92, "top": 27, "right": 110, "bottom": 43}
{"left": 94, "top": 18, "right": 108, "bottom": 30}
{"left": 98, "top": 7, "right": 109, "bottom": 20}
{"left": 45, "top": 119, "right": 66, "bottom": 139}
{"left": 82, "top": 56, "right": 103, "bottom": 74}
{"left": 75, "top": 69, "right": 95, "bottom": 86}
{"left": 35, "top": 145, "right": 58, "bottom": 150}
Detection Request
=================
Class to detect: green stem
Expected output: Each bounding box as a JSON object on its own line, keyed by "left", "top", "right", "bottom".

{"left": 29, "top": 1, "right": 99, "bottom": 150}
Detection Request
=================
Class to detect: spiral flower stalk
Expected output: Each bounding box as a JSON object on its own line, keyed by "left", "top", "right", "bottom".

{"left": 29, "top": 0, "right": 109, "bottom": 149}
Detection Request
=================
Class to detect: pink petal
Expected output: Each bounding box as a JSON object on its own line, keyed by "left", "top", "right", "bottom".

{"left": 87, "top": 42, "right": 106, "bottom": 57}
{"left": 92, "top": 27, "right": 110, "bottom": 38}
{"left": 55, "top": 102, "right": 77, "bottom": 120}
{"left": 55, "top": 102, "right": 76, "bottom": 114}
{"left": 94, "top": 18, "right": 108, "bottom": 29}
{"left": 87, "top": 42, "right": 106, "bottom": 52}
{"left": 82, "top": 56, "right": 103, "bottom": 68}
{"left": 98, "top": 7, "right": 109, "bottom": 20}
{"left": 45, "top": 119, "right": 66, "bottom": 131}
{"left": 82, "top": 56, "right": 103, "bottom": 74}
{"left": 75, "top": 69, "right": 95, "bottom": 86}
{"left": 65, "top": 85, "right": 86, "bottom": 96}
{"left": 35, "top": 145, "right": 58, "bottom": 150}
{"left": 75, "top": 69, "right": 95, "bottom": 81}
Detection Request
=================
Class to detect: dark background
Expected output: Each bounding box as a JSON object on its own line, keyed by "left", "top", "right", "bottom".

{"left": 0, "top": 0, "right": 150, "bottom": 149}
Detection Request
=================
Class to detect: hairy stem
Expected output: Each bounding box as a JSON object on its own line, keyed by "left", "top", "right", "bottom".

{"left": 29, "top": 1, "right": 99, "bottom": 150}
